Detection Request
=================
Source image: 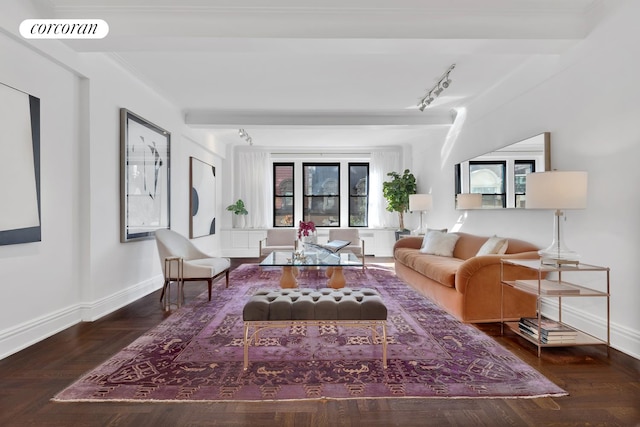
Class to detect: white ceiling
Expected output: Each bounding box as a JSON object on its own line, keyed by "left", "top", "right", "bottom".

{"left": 38, "top": 0, "right": 605, "bottom": 148}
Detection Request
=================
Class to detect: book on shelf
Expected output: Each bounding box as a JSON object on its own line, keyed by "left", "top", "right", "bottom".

{"left": 304, "top": 240, "right": 351, "bottom": 253}
{"left": 519, "top": 317, "right": 578, "bottom": 336}
{"left": 518, "top": 326, "right": 577, "bottom": 343}
{"left": 514, "top": 279, "right": 581, "bottom": 295}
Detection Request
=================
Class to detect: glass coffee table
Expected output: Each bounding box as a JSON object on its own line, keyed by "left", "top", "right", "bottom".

{"left": 259, "top": 250, "right": 363, "bottom": 289}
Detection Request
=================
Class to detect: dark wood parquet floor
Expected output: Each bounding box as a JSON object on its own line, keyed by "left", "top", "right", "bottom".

{"left": 0, "top": 258, "right": 638, "bottom": 427}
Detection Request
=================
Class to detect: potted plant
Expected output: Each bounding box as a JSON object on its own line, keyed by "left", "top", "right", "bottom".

{"left": 382, "top": 169, "right": 416, "bottom": 233}
{"left": 226, "top": 199, "right": 248, "bottom": 228}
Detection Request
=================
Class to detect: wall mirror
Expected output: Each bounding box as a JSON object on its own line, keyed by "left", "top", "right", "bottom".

{"left": 454, "top": 132, "right": 550, "bottom": 209}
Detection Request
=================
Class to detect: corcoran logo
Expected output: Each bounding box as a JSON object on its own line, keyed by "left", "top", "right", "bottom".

{"left": 20, "top": 19, "right": 109, "bottom": 39}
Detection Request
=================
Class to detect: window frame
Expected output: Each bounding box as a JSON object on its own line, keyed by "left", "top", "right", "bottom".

{"left": 302, "top": 162, "right": 341, "bottom": 228}
{"left": 272, "top": 162, "right": 295, "bottom": 227}
{"left": 348, "top": 162, "right": 369, "bottom": 227}
{"left": 469, "top": 160, "right": 507, "bottom": 208}
{"left": 514, "top": 159, "right": 535, "bottom": 209}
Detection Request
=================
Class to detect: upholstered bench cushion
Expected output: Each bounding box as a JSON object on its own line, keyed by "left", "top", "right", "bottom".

{"left": 243, "top": 288, "right": 387, "bottom": 321}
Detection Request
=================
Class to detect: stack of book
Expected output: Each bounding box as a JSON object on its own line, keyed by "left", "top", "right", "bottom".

{"left": 518, "top": 317, "right": 578, "bottom": 343}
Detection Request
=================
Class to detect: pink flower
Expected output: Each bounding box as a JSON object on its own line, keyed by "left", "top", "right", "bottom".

{"left": 298, "top": 220, "right": 316, "bottom": 239}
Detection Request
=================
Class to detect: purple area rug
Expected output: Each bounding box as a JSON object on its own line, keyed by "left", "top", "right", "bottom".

{"left": 53, "top": 264, "right": 567, "bottom": 402}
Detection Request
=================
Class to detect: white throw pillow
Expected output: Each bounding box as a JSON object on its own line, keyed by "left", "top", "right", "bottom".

{"left": 419, "top": 230, "right": 460, "bottom": 257}
{"left": 476, "top": 236, "right": 509, "bottom": 256}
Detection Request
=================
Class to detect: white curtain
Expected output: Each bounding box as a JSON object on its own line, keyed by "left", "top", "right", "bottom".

{"left": 369, "top": 151, "right": 400, "bottom": 228}
{"left": 236, "top": 151, "right": 271, "bottom": 228}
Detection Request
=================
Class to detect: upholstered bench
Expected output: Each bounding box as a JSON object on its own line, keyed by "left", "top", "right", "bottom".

{"left": 242, "top": 287, "right": 388, "bottom": 370}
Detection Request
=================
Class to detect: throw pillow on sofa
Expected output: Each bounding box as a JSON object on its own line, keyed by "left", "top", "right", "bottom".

{"left": 419, "top": 230, "right": 460, "bottom": 257}
{"left": 476, "top": 235, "right": 508, "bottom": 256}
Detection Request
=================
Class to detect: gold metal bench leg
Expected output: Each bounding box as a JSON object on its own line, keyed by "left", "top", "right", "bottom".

{"left": 243, "top": 323, "right": 250, "bottom": 370}
{"left": 382, "top": 323, "right": 388, "bottom": 369}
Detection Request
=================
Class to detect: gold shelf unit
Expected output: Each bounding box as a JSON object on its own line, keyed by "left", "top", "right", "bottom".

{"left": 500, "top": 259, "right": 610, "bottom": 357}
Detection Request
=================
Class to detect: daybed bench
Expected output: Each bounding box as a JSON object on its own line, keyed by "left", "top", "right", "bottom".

{"left": 393, "top": 231, "right": 540, "bottom": 323}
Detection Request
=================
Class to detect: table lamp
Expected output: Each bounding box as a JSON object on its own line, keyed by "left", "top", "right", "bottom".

{"left": 525, "top": 171, "right": 588, "bottom": 265}
{"left": 409, "top": 194, "right": 432, "bottom": 235}
{"left": 456, "top": 193, "right": 482, "bottom": 210}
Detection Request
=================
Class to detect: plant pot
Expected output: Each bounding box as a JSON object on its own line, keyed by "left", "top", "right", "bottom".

{"left": 235, "top": 215, "right": 246, "bottom": 228}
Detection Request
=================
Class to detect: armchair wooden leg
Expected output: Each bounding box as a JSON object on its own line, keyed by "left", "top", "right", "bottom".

{"left": 160, "top": 279, "right": 169, "bottom": 301}
{"left": 225, "top": 270, "right": 229, "bottom": 288}
{"left": 207, "top": 279, "right": 213, "bottom": 301}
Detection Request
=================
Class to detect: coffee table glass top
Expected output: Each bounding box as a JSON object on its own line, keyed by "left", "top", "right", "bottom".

{"left": 260, "top": 250, "right": 362, "bottom": 267}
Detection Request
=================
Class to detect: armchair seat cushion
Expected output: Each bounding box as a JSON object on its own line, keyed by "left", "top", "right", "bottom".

{"left": 176, "top": 257, "right": 231, "bottom": 280}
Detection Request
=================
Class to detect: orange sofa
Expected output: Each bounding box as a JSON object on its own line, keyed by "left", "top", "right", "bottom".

{"left": 393, "top": 232, "right": 540, "bottom": 323}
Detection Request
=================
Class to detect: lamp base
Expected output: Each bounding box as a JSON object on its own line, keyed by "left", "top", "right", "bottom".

{"left": 539, "top": 209, "right": 580, "bottom": 267}
{"left": 539, "top": 253, "right": 580, "bottom": 267}
{"left": 412, "top": 212, "right": 427, "bottom": 235}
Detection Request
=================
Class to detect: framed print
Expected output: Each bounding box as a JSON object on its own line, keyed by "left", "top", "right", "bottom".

{"left": 0, "top": 83, "right": 41, "bottom": 246}
{"left": 189, "top": 157, "right": 216, "bottom": 238}
{"left": 120, "top": 108, "right": 171, "bottom": 242}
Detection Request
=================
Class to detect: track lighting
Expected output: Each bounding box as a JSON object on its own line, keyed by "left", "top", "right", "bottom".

{"left": 238, "top": 128, "right": 253, "bottom": 145}
{"left": 417, "top": 64, "right": 455, "bottom": 111}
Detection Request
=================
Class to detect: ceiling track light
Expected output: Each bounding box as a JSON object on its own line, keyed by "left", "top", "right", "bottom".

{"left": 238, "top": 128, "right": 253, "bottom": 145}
{"left": 417, "top": 63, "right": 456, "bottom": 111}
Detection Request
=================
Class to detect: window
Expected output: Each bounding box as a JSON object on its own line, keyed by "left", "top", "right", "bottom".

{"left": 469, "top": 161, "right": 506, "bottom": 208}
{"left": 348, "top": 163, "right": 368, "bottom": 227}
{"left": 514, "top": 160, "right": 535, "bottom": 208}
{"left": 273, "top": 163, "right": 294, "bottom": 227}
{"left": 303, "top": 163, "right": 340, "bottom": 227}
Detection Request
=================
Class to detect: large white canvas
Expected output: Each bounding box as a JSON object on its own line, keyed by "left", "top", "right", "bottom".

{"left": 190, "top": 157, "right": 216, "bottom": 238}
{"left": 0, "top": 84, "right": 39, "bottom": 232}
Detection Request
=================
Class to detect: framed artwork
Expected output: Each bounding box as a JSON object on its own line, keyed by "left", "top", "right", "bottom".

{"left": 120, "top": 108, "right": 171, "bottom": 242}
{"left": 189, "top": 157, "right": 216, "bottom": 238}
{"left": 0, "top": 83, "right": 41, "bottom": 246}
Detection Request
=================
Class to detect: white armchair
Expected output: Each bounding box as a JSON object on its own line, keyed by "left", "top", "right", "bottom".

{"left": 155, "top": 229, "right": 230, "bottom": 303}
{"left": 328, "top": 228, "right": 365, "bottom": 270}
{"left": 259, "top": 229, "right": 297, "bottom": 257}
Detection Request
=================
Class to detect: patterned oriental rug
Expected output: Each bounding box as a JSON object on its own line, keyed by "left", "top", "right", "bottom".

{"left": 53, "top": 264, "right": 567, "bottom": 402}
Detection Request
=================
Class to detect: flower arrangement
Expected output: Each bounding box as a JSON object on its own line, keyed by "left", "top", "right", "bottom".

{"left": 297, "top": 220, "right": 316, "bottom": 239}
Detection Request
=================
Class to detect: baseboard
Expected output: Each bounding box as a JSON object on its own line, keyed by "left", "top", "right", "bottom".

{"left": 0, "top": 304, "right": 82, "bottom": 361}
{"left": 79, "top": 275, "right": 163, "bottom": 321}
{"left": 0, "top": 275, "right": 163, "bottom": 361}
{"left": 540, "top": 300, "right": 640, "bottom": 360}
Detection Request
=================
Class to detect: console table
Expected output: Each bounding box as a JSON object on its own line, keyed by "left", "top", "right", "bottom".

{"left": 500, "top": 259, "right": 610, "bottom": 357}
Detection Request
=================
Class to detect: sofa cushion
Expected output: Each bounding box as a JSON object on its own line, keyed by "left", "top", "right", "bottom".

{"left": 394, "top": 249, "right": 462, "bottom": 288}
{"left": 419, "top": 231, "right": 460, "bottom": 257}
{"left": 476, "top": 236, "right": 508, "bottom": 256}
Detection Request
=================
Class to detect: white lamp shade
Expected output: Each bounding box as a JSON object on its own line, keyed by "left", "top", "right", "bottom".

{"left": 456, "top": 193, "right": 482, "bottom": 209}
{"left": 526, "top": 171, "right": 588, "bottom": 209}
{"left": 409, "top": 194, "right": 432, "bottom": 211}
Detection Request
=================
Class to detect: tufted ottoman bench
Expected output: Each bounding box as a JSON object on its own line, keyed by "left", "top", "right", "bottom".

{"left": 242, "top": 287, "right": 388, "bottom": 370}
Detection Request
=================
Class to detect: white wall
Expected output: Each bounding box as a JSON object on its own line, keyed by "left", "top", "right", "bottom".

{"left": 0, "top": 0, "right": 226, "bottom": 358}
{"left": 0, "top": 27, "right": 83, "bottom": 358}
{"left": 416, "top": 1, "right": 640, "bottom": 358}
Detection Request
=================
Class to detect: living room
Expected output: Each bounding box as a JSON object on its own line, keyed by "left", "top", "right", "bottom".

{"left": 0, "top": 0, "right": 638, "bottom": 423}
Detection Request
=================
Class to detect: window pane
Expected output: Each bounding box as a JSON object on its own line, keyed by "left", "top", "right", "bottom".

{"left": 514, "top": 160, "right": 535, "bottom": 208}
{"left": 349, "top": 163, "right": 368, "bottom": 227}
{"left": 514, "top": 162, "right": 534, "bottom": 194}
{"left": 273, "top": 163, "right": 294, "bottom": 227}
{"left": 470, "top": 161, "right": 506, "bottom": 208}
{"left": 469, "top": 162, "right": 504, "bottom": 194}
{"left": 303, "top": 164, "right": 340, "bottom": 227}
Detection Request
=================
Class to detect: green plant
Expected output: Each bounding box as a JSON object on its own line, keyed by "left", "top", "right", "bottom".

{"left": 226, "top": 199, "right": 248, "bottom": 215}
{"left": 382, "top": 169, "right": 416, "bottom": 230}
